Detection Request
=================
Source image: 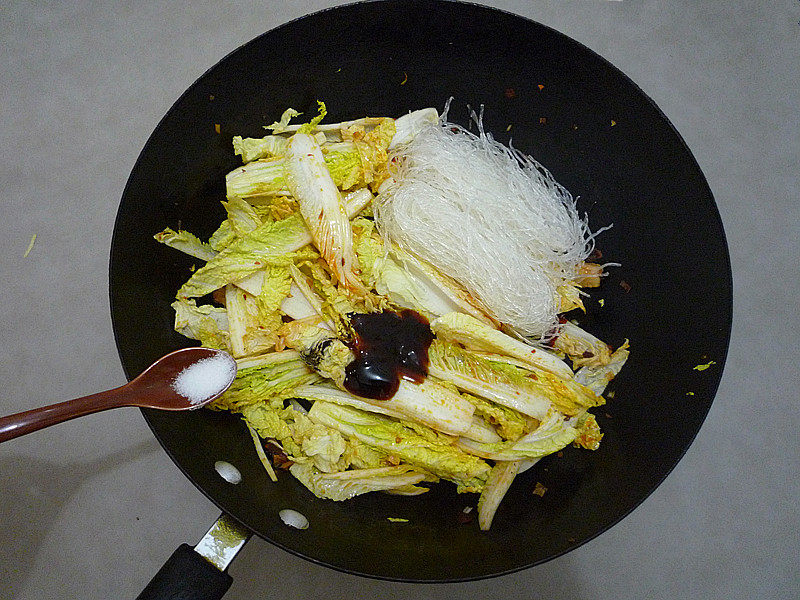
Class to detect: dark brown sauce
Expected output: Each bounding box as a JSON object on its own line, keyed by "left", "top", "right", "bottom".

{"left": 343, "top": 309, "right": 434, "bottom": 401}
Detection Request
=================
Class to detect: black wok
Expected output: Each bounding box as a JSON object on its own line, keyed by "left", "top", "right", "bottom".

{"left": 110, "top": 0, "right": 732, "bottom": 586}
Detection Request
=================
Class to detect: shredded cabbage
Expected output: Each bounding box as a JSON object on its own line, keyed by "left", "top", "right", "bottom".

{"left": 156, "top": 103, "right": 625, "bottom": 530}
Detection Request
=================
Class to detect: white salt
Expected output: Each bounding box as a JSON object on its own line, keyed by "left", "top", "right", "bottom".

{"left": 214, "top": 460, "right": 242, "bottom": 484}
{"left": 172, "top": 353, "right": 236, "bottom": 405}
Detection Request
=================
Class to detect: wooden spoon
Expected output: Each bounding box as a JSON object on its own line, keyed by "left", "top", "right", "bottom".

{"left": 0, "top": 348, "right": 237, "bottom": 443}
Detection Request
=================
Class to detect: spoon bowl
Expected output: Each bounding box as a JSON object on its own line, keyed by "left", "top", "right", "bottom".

{"left": 0, "top": 348, "right": 237, "bottom": 443}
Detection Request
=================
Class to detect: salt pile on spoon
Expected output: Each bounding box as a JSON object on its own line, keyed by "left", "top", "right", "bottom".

{"left": 171, "top": 353, "right": 236, "bottom": 406}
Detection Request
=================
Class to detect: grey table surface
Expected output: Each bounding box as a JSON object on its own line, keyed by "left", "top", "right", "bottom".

{"left": 1, "top": 1, "right": 798, "bottom": 599}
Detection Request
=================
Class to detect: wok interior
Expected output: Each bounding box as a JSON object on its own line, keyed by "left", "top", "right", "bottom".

{"left": 110, "top": 1, "right": 731, "bottom": 581}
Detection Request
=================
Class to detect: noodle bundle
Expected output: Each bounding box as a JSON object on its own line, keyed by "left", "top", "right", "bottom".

{"left": 374, "top": 108, "right": 595, "bottom": 340}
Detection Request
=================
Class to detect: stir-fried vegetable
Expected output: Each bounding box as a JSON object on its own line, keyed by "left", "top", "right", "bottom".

{"left": 155, "top": 103, "right": 628, "bottom": 530}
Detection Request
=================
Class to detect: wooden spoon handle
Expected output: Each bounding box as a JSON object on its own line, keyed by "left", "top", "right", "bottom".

{"left": 0, "top": 387, "right": 130, "bottom": 443}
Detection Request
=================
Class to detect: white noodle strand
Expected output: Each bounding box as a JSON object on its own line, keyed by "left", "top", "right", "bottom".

{"left": 374, "top": 109, "right": 595, "bottom": 340}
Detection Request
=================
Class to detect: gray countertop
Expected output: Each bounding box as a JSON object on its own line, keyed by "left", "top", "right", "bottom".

{"left": 1, "top": 1, "right": 798, "bottom": 599}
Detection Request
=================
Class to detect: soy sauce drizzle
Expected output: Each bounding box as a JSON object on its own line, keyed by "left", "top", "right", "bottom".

{"left": 343, "top": 309, "right": 435, "bottom": 401}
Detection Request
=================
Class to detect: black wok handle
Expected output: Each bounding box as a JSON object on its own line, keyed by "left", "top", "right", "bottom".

{"left": 136, "top": 544, "right": 232, "bottom": 600}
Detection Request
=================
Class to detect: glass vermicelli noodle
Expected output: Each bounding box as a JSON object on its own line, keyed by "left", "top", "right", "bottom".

{"left": 374, "top": 107, "right": 595, "bottom": 341}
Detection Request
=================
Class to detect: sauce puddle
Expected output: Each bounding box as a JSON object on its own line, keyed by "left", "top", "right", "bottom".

{"left": 342, "top": 309, "right": 434, "bottom": 400}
